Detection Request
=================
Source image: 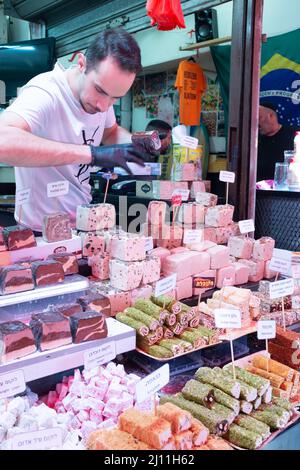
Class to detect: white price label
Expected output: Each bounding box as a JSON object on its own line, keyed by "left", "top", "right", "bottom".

{"left": 180, "top": 135, "right": 199, "bottom": 149}
{"left": 16, "top": 188, "right": 31, "bottom": 206}
{"left": 269, "top": 278, "right": 295, "bottom": 299}
{"left": 135, "top": 364, "right": 170, "bottom": 403}
{"left": 12, "top": 428, "right": 63, "bottom": 450}
{"left": 292, "top": 295, "right": 300, "bottom": 309}
{"left": 171, "top": 189, "right": 190, "bottom": 202}
{"left": 292, "top": 264, "right": 300, "bottom": 279}
{"left": 183, "top": 229, "right": 204, "bottom": 244}
{"left": 155, "top": 274, "right": 177, "bottom": 297}
{"left": 47, "top": 180, "right": 69, "bottom": 198}
{"left": 0, "top": 369, "right": 26, "bottom": 399}
{"left": 269, "top": 249, "right": 292, "bottom": 276}
{"left": 214, "top": 308, "right": 241, "bottom": 329}
{"left": 238, "top": 219, "right": 255, "bottom": 234}
{"left": 219, "top": 171, "right": 235, "bottom": 183}
{"left": 257, "top": 320, "right": 276, "bottom": 340}
{"left": 145, "top": 236, "right": 154, "bottom": 252}
{"left": 84, "top": 341, "right": 116, "bottom": 370}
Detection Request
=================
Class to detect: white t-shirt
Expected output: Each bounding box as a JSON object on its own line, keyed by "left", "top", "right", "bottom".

{"left": 9, "top": 62, "right": 116, "bottom": 231}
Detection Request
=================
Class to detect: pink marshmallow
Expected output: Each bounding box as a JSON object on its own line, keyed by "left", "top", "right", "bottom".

{"left": 207, "top": 245, "right": 230, "bottom": 269}
{"left": 175, "top": 277, "right": 193, "bottom": 300}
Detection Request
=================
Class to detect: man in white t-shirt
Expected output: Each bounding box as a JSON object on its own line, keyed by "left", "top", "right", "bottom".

{"left": 0, "top": 28, "right": 148, "bottom": 231}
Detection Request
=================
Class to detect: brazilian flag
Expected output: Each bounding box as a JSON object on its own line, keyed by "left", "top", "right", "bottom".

{"left": 211, "top": 28, "right": 300, "bottom": 129}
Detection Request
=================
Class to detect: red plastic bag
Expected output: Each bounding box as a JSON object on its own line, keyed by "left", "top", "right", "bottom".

{"left": 146, "top": 0, "right": 186, "bottom": 30}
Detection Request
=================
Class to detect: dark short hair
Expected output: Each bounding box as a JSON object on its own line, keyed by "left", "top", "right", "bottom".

{"left": 85, "top": 28, "right": 142, "bottom": 74}
{"left": 146, "top": 119, "right": 172, "bottom": 132}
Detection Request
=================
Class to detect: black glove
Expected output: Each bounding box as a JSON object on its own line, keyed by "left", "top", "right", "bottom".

{"left": 90, "top": 143, "right": 148, "bottom": 175}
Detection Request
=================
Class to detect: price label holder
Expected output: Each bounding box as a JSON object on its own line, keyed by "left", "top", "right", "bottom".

{"left": 214, "top": 308, "right": 241, "bottom": 380}
{"left": 84, "top": 341, "right": 116, "bottom": 370}
{"left": 12, "top": 428, "right": 63, "bottom": 450}
{"left": 269, "top": 249, "right": 292, "bottom": 277}
{"left": 183, "top": 229, "right": 204, "bottom": 245}
{"left": 136, "top": 364, "right": 170, "bottom": 412}
{"left": 257, "top": 320, "right": 276, "bottom": 373}
{"left": 155, "top": 274, "right": 177, "bottom": 297}
{"left": 219, "top": 171, "right": 235, "bottom": 205}
{"left": 0, "top": 369, "right": 26, "bottom": 399}
{"left": 47, "top": 180, "right": 69, "bottom": 213}
{"left": 238, "top": 219, "right": 255, "bottom": 235}
{"left": 269, "top": 278, "right": 295, "bottom": 332}
{"left": 16, "top": 188, "right": 31, "bottom": 224}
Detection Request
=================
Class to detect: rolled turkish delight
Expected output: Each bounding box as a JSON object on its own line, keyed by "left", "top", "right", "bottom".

{"left": 190, "top": 181, "right": 206, "bottom": 199}
{"left": 3, "top": 225, "right": 36, "bottom": 251}
{"left": 231, "top": 262, "right": 250, "bottom": 285}
{"left": 205, "top": 204, "right": 234, "bottom": 227}
{"left": 259, "top": 404, "right": 289, "bottom": 423}
{"left": 178, "top": 330, "right": 203, "bottom": 348}
{"left": 252, "top": 237, "right": 275, "bottom": 261}
{"left": 69, "top": 311, "right": 107, "bottom": 343}
{"left": 207, "top": 245, "right": 230, "bottom": 269}
{"left": 0, "top": 264, "right": 34, "bottom": 295}
{"left": 142, "top": 256, "right": 161, "bottom": 284}
{"left": 228, "top": 236, "right": 254, "bottom": 259}
{"left": 176, "top": 276, "right": 193, "bottom": 300}
{"left": 240, "top": 400, "right": 253, "bottom": 415}
{"left": 195, "top": 367, "right": 241, "bottom": 399}
{"left": 134, "top": 299, "right": 168, "bottom": 322}
{"left": 0, "top": 321, "right": 36, "bottom": 363}
{"left": 162, "top": 251, "right": 210, "bottom": 281}
{"left": 30, "top": 311, "right": 72, "bottom": 351}
{"left": 42, "top": 212, "right": 72, "bottom": 243}
{"left": 110, "top": 234, "right": 146, "bottom": 262}
{"left": 250, "top": 410, "right": 286, "bottom": 430}
{"left": 226, "top": 423, "right": 262, "bottom": 449}
{"left": 80, "top": 232, "right": 105, "bottom": 257}
{"left": 196, "top": 192, "right": 218, "bottom": 207}
{"left": 115, "top": 313, "right": 149, "bottom": 336}
{"left": 234, "top": 415, "right": 270, "bottom": 440}
{"left": 147, "top": 201, "right": 167, "bottom": 226}
{"left": 246, "top": 365, "right": 284, "bottom": 389}
{"left": 77, "top": 293, "right": 111, "bottom": 316}
{"left": 225, "top": 365, "right": 270, "bottom": 396}
{"left": 31, "top": 260, "right": 65, "bottom": 287}
{"left": 110, "top": 259, "right": 144, "bottom": 291}
{"left": 177, "top": 203, "right": 205, "bottom": 226}
{"left": 137, "top": 332, "right": 159, "bottom": 348}
{"left": 76, "top": 203, "right": 116, "bottom": 231}
{"left": 142, "top": 344, "right": 173, "bottom": 358}
{"left": 211, "top": 402, "right": 237, "bottom": 425}
{"left": 47, "top": 252, "right": 78, "bottom": 275}
{"left": 123, "top": 307, "right": 159, "bottom": 331}
{"left": 151, "top": 295, "right": 182, "bottom": 314}
{"left": 131, "top": 130, "right": 161, "bottom": 154}
{"left": 182, "top": 380, "right": 215, "bottom": 408}
{"left": 90, "top": 253, "right": 110, "bottom": 280}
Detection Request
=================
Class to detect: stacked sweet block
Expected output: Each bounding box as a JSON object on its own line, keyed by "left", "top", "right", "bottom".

{"left": 88, "top": 404, "right": 233, "bottom": 450}
{"left": 115, "top": 295, "right": 221, "bottom": 358}
{"left": 161, "top": 362, "right": 297, "bottom": 450}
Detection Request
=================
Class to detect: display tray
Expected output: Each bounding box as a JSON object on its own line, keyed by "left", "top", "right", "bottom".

{"left": 136, "top": 340, "right": 222, "bottom": 362}
{"left": 220, "top": 323, "right": 257, "bottom": 341}
{"left": 0, "top": 318, "right": 136, "bottom": 382}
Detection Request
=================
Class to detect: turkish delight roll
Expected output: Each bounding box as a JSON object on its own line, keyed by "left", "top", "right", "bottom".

{"left": 110, "top": 234, "right": 146, "bottom": 262}
{"left": 42, "top": 212, "right": 72, "bottom": 243}
{"left": 225, "top": 365, "right": 270, "bottom": 396}
{"left": 115, "top": 313, "right": 149, "bottom": 336}
{"left": 226, "top": 423, "right": 262, "bottom": 450}
{"left": 76, "top": 203, "right": 116, "bottom": 231}
{"left": 147, "top": 201, "right": 167, "bottom": 226}
{"left": 195, "top": 367, "right": 241, "bottom": 399}
{"left": 3, "top": 225, "right": 36, "bottom": 251}
{"left": 0, "top": 321, "right": 36, "bottom": 363}
{"left": 47, "top": 252, "right": 79, "bottom": 275}
{"left": 209, "top": 386, "right": 240, "bottom": 415}
{"left": 234, "top": 415, "right": 271, "bottom": 440}
{"left": 70, "top": 310, "right": 107, "bottom": 343}
{"left": 151, "top": 295, "right": 182, "bottom": 314}
{"left": 110, "top": 259, "right": 144, "bottom": 291}
{"left": 80, "top": 232, "right": 105, "bottom": 257}
{"left": 0, "top": 264, "right": 34, "bottom": 295}
{"left": 182, "top": 379, "right": 215, "bottom": 408}
{"left": 123, "top": 307, "right": 159, "bottom": 331}
{"left": 30, "top": 311, "right": 72, "bottom": 351}
{"left": 142, "top": 344, "right": 173, "bottom": 358}
{"left": 134, "top": 299, "right": 168, "bottom": 322}
{"left": 31, "top": 260, "right": 65, "bottom": 287}
{"left": 250, "top": 410, "right": 286, "bottom": 430}
{"left": 190, "top": 418, "right": 210, "bottom": 447}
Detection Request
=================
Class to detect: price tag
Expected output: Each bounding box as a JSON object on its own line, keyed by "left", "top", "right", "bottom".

{"left": 16, "top": 188, "right": 31, "bottom": 206}
{"left": 145, "top": 236, "right": 154, "bottom": 252}
{"left": 155, "top": 274, "right": 177, "bottom": 297}
{"left": 12, "top": 428, "right": 63, "bottom": 450}
{"left": 183, "top": 229, "right": 204, "bottom": 244}
{"left": 0, "top": 369, "right": 26, "bottom": 399}
{"left": 214, "top": 308, "right": 241, "bottom": 329}
{"left": 180, "top": 135, "right": 199, "bottom": 149}
{"left": 145, "top": 163, "right": 162, "bottom": 176}
{"left": 172, "top": 189, "right": 190, "bottom": 202}
{"left": 84, "top": 341, "right": 116, "bottom": 370}
{"left": 219, "top": 171, "right": 235, "bottom": 183}
{"left": 292, "top": 265, "right": 300, "bottom": 279}
{"left": 171, "top": 195, "right": 182, "bottom": 207}
{"left": 135, "top": 364, "right": 170, "bottom": 403}
{"left": 257, "top": 320, "right": 276, "bottom": 340}
{"left": 292, "top": 295, "right": 300, "bottom": 309}
{"left": 238, "top": 219, "right": 255, "bottom": 234}
{"left": 47, "top": 180, "right": 69, "bottom": 198}
{"left": 269, "top": 249, "right": 292, "bottom": 276}
{"left": 193, "top": 276, "right": 215, "bottom": 289}
{"left": 269, "top": 278, "right": 295, "bottom": 299}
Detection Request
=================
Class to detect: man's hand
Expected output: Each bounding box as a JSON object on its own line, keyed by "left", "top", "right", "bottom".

{"left": 90, "top": 143, "right": 148, "bottom": 174}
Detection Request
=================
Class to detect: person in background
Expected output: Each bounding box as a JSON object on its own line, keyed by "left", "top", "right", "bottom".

{"left": 145, "top": 119, "right": 172, "bottom": 160}
{"left": 257, "top": 102, "right": 299, "bottom": 181}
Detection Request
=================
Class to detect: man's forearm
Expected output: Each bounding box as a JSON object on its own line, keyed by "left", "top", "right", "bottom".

{"left": 0, "top": 126, "right": 92, "bottom": 167}
{"left": 102, "top": 124, "right": 132, "bottom": 145}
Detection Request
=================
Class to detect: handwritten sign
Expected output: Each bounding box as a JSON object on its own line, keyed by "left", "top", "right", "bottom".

{"left": 135, "top": 364, "right": 170, "bottom": 403}
{"left": 219, "top": 171, "right": 235, "bottom": 183}
{"left": 214, "top": 308, "right": 241, "bottom": 329}
{"left": 257, "top": 320, "right": 276, "bottom": 340}
{"left": 47, "top": 180, "right": 69, "bottom": 198}
{"left": 183, "top": 229, "right": 204, "bottom": 244}
{"left": 0, "top": 369, "right": 26, "bottom": 399}
{"left": 84, "top": 341, "right": 116, "bottom": 370}
{"left": 269, "top": 249, "right": 292, "bottom": 276}
{"left": 180, "top": 136, "right": 199, "bottom": 149}
{"left": 155, "top": 274, "right": 177, "bottom": 297}
{"left": 238, "top": 219, "right": 255, "bottom": 234}
{"left": 16, "top": 188, "right": 31, "bottom": 206}
{"left": 12, "top": 428, "right": 63, "bottom": 450}
{"left": 171, "top": 189, "right": 190, "bottom": 202}
{"left": 269, "top": 278, "right": 295, "bottom": 299}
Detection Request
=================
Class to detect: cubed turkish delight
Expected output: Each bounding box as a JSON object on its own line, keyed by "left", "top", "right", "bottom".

{"left": 110, "top": 234, "right": 146, "bottom": 261}
{"left": 252, "top": 237, "right": 275, "bottom": 261}
{"left": 205, "top": 205, "right": 234, "bottom": 227}
{"left": 228, "top": 236, "right": 254, "bottom": 259}
{"left": 76, "top": 204, "right": 116, "bottom": 231}
{"left": 207, "top": 245, "right": 230, "bottom": 269}
{"left": 142, "top": 256, "right": 161, "bottom": 284}
{"left": 109, "top": 259, "right": 144, "bottom": 291}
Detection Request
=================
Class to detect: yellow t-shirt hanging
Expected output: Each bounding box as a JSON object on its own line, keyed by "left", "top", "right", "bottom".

{"left": 175, "top": 60, "right": 207, "bottom": 126}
